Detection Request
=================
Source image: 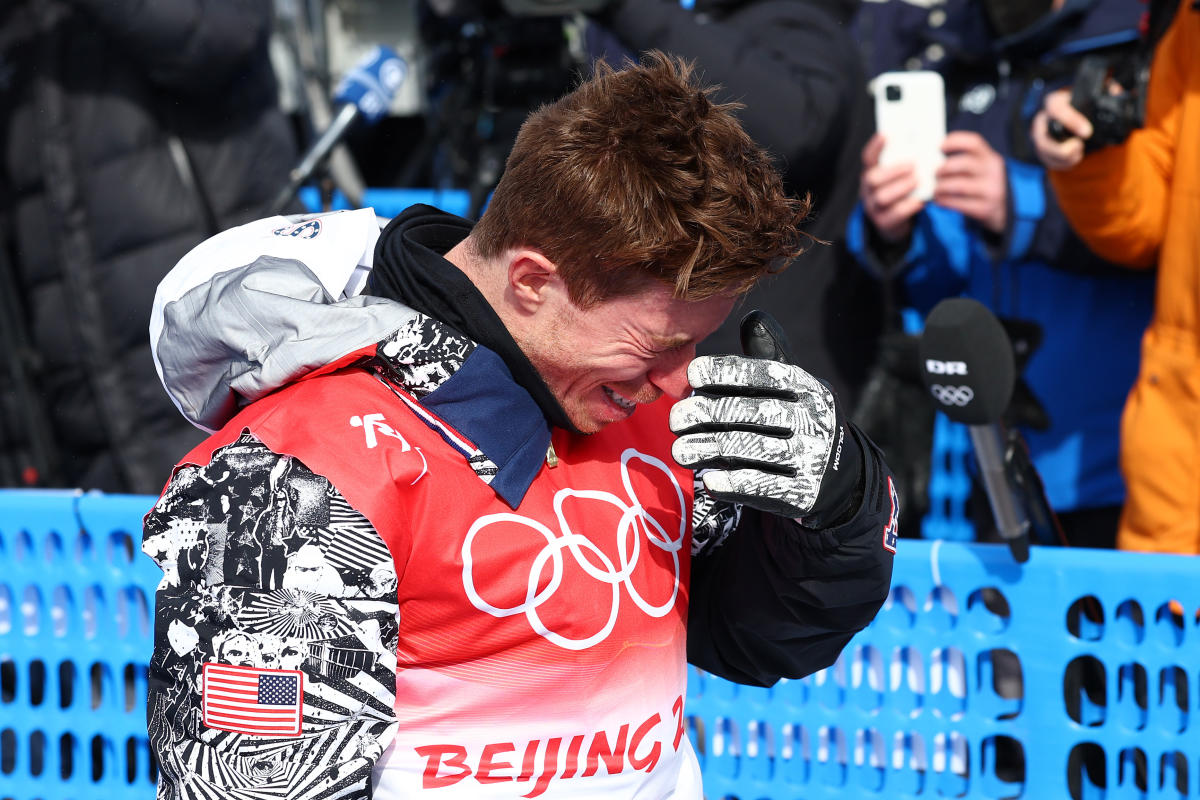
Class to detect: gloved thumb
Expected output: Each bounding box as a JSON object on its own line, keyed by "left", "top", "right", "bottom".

{"left": 739, "top": 310, "right": 793, "bottom": 364}
{"left": 738, "top": 310, "right": 863, "bottom": 526}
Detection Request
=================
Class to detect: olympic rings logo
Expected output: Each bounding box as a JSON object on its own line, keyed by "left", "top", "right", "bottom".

{"left": 929, "top": 384, "right": 975, "bottom": 407}
{"left": 462, "top": 448, "right": 686, "bottom": 651}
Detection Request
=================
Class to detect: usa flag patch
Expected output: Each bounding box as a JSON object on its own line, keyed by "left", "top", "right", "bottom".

{"left": 202, "top": 662, "right": 304, "bottom": 737}
{"left": 882, "top": 476, "right": 900, "bottom": 554}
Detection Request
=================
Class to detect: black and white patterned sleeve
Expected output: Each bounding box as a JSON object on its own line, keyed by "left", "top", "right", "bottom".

{"left": 142, "top": 432, "right": 399, "bottom": 800}
{"left": 690, "top": 473, "right": 743, "bottom": 557}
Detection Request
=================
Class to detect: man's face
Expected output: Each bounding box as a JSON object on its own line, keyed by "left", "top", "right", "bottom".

{"left": 520, "top": 282, "right": 735, "bottom": 434}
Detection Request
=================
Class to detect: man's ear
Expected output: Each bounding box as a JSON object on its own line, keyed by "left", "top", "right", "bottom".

{"left": 507, "top": 249, "right": 564, "bottom": 313}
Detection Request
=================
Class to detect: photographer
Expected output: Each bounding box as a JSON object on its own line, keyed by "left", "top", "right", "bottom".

{"left": 848, "top": 0, "right": 1155, "bottom": 548}
{"left": 1032, "top": 0, "right": 1200, "bottom": 554}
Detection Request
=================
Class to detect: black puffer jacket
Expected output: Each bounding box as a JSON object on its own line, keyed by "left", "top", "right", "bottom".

{"left": 590, "top": 0, "right": 882, "bottom": 409}
{"left": 0, "top": 0, "right": 299, "bottom": 493}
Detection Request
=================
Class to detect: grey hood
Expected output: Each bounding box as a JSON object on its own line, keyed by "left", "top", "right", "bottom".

{"left": 150, "top": 209, "right": 416, "bottom": 433}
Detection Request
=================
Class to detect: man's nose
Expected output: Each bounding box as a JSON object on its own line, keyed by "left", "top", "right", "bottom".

{"left": 648, "top": 346, "right": 695, "bottom": 399}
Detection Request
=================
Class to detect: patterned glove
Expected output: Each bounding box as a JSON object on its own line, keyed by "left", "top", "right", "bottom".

{"left": 669, "top": 311, "right": 862, "bottom": 523}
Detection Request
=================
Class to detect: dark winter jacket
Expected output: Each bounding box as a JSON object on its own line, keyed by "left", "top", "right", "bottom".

{"left": 0, "top": 0, "right": 299, "bottom": 493}
{"left": 588, "top": 0, "right": 883, "bottom": 410}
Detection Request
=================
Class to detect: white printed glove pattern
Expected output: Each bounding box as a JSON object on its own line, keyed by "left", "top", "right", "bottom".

{"left": 670, "top": 356, "right": 838, "bottom": 519}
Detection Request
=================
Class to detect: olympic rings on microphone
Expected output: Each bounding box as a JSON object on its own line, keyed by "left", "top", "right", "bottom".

{"left": 462, "top": 448, "right": 686, "bottom": 651}
{"left": 929, "top": 384, "right": 975, "bottom": 407}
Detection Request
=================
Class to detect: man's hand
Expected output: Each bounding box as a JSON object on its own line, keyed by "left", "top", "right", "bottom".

{"left": 860, "top": 132, "right": 925, "bottom": 243}
{"left": 669, "top": 312, "right": 861, "bottom": 522}
{"left": 934, "top": 131, "right": 1008, "bottom": 234}
{"left": 1032, "top": 88, "right": 1093, "bottom": 171}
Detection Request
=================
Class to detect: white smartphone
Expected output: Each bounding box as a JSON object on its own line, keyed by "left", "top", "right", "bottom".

{"left": 871, "top": 70, "right": 947, "bottom": 202}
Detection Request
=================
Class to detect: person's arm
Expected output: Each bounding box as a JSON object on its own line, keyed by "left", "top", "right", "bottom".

{"left": 685, "top": 426, "right": 896, "bottom": 686}
{"left": 63, "top": 0, "right": 273, "bottom": 92}
{"left": 848, "top": 130, "right": 973, "bottom": 302}
{"left": 845, "top": 130, "right": 930, "bottom": 279}
{"left": 672, "top": 313, "right": 896, "bottom": 686}
{"left": 1032, "top": 2, "right": 1190, "bottom": 268}
{"left": 600, "top": 0, "right": 860, "bottom": 170}
{"left": 143, "top": 435, "right": 399, "bottom": 798}
{"left": 999, "top": 157, "right": 1136, "bottom": 274}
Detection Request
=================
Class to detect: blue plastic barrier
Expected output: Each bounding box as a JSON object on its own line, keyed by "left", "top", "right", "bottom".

{"left": 0, "top": 491, "right": 160, "bottom": 800}
{"left": 923, "top": 412, "right": 975, "bottom": 543}
{"left": 3, "top": 490, "right": 1199, "bottom": 799}
{"left": 689, "top": 538, "right": 1200, "bottom": 799}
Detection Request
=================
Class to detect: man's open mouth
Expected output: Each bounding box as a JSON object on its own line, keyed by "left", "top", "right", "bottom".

{"left": 603, "top": 386, "right": 636, "bottom": 411}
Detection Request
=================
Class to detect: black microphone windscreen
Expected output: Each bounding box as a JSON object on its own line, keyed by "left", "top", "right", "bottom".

{"left": 917, "top": 298, "right": 1016, "bottom": 425}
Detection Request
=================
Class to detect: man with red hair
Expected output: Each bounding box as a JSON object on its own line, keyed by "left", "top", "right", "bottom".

{"left": 143, "top": 52, "right": 896, "bottom": 799}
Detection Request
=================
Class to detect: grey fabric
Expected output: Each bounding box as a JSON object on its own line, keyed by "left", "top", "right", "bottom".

{"left": 156, "top": 256, "right": 419, "bottom": 432}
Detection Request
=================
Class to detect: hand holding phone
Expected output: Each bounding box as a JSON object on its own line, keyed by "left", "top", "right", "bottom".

{"left": 860, "top": 133, "right": 925, "bottom": 243}
{"left": 934, "top": 131, "right": 1008, "bottom": 234}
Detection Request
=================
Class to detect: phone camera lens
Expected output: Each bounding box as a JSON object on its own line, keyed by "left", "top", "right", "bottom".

{"left": 885, "top": 85, "right": 902, "bottom": 102}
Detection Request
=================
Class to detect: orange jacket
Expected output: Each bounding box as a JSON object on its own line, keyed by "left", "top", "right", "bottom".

{"left": 1048, "top": 2, "right": 1200, "bottom": 553}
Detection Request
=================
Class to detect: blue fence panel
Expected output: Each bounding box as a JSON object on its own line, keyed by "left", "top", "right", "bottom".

{"left": 923, "top": 413, "right": 975, "bottom": 543}
{"left": 4, "top": 490, "right": 1200, "bottom": 799}
{"left": 688, "top": 538, "right": 1200, "bottom": 799}
{"left": 0, "top": 491, "right": 158, "bottom": 800}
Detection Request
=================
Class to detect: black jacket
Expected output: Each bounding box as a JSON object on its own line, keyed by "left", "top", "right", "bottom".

{"left": 0, "top": 0, "right": 299, "bottom": 492}
{"left": 591, "top": 0, "right": 883, "bottom": 409}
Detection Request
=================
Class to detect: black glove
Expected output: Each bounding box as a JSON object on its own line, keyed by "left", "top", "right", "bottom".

{"left": 669, "top": 311, "right": 862, "bottom": 524}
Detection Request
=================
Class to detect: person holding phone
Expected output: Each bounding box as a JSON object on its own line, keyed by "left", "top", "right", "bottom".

{"left": 846, "top": 0, "right": 1155, "bottom": 549}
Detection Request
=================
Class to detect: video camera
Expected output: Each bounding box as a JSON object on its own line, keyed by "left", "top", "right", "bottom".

{"left": 1045, "top": 0, "right": 1184, "bottom": 150}
{"left": 418, "top": 0, "right": 597, "bottom": 217}
{"left": 1047, "top": 52, "right": 1149, "bottom": 150}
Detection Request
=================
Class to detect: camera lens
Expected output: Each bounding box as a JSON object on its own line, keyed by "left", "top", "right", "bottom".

{"left": 885, "top": 85, "right": 902, "bottom": 102}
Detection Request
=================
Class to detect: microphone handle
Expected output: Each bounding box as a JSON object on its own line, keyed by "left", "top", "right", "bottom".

{"left": 271, "top": 103, "right": 361, "bottom": 214}
{"left": 968, "top": 424, "right": 1031, "bottom": 563}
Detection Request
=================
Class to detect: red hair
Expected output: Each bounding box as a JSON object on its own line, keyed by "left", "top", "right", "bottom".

{"left": 471, "top": 51, "right": 812, "bottom": 307}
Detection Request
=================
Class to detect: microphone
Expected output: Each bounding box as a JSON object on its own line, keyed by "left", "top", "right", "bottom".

{"left": 917, "top": 298, "right": 1032, "bottom": 562}
{"left": 271, "top": 45, "right": 408, "bottom": 214}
